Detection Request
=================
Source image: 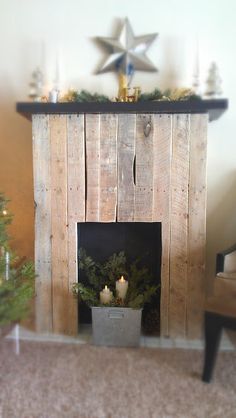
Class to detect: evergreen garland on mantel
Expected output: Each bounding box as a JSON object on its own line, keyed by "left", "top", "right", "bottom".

{"left": 62, "top": 89, "right": 110, "bottom": 103}
{"left": 61, "top": 88, "right": 201, "bottom": 103}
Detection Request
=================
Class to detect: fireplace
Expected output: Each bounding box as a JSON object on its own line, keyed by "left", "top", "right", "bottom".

{"left": 16, "top": 99, "right": 224, "bottom": 339}
{"left": 77, "top": 222, "right": 161, "bottom": 332}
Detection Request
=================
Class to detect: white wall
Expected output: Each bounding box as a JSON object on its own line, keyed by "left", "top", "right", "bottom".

{"left": 0, "top": 0, "right": 235, "bottom": 284}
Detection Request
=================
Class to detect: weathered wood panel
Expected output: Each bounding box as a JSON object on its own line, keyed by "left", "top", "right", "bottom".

{"left": 32, "top": 115, "right": 52, "bottom": 333}
{"left": 67, "top": 115, "right": 85, "bottom": 223}
{"left": 134, "top": 114, "right": 153, "bottom": 222}
{"left": 50, "top": 115, "right": 69, "bottom": 334}
{"left": 117, "top": 114, "right": 136, "bottom": 222}
{"left": 187, "top": 114, "right": 207, "bottom": 339}
{"left": 152, "top": 114, "right": 172, "bottom": 336}
{"left": 169, "top": 114, "right": 190, "bottom": 338}
{"left": 86, "top": 114, "right": 100, "bottom": 221}
{"left": 99, "top": 114, "right": 118, "bottom": 222}
{"left": 32, "top": 111, "right": 208, "bottom": 339}
{"left": 67, "top": 114, "right": 85, "bottom": 335}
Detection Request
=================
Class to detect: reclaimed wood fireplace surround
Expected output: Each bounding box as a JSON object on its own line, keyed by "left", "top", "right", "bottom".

{"left": 17, "top": 100, "right": 227, "bottom": 339}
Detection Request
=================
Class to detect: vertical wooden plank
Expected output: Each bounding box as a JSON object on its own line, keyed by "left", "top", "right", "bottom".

{"left": 32, "top": 110, "right": 208, "bottom": 339}
{"left": 99, "top": 114, "right": 118, "bottom": 222}
{"left": 50, "top": 115, "right": 69, "bottom": 334}
{"left": 152, "top": 114, "right": 172, "bottom": 336}
{"left": 67, "top": 114, "right": 85, "bottom": 335}
{"left": 86, "top": 114, "right": 100, "bottom": 221}
{"left": 169, "top": 114, "right": 190, "bottom": 338}
{"left": 32, "top": 115, "right": 52, "bottom": 333}
{"left": 117, "top": 114, "right": 136, "bottom": 222}
{"left": 134, "top": 114, "right": 153, "bottom": 222}
{"left": 187, "top": 114, "right": 208, "bottom": 339}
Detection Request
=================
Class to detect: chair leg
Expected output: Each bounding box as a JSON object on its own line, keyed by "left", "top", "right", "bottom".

{"left": 202, "top": 312, "right": 222, "bottom": 383}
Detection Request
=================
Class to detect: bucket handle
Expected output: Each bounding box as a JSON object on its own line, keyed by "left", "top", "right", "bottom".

{"left": 108, "top": 310, "right": 124, "bottom": 319}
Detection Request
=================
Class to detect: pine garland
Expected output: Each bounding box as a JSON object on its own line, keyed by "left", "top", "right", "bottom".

{"left": 140, "top": 87, "right": 201, "bottom": 102}
{"left": 60, "top": 87, "right": 201, "bottom": 103}
{"left": 139, "top": 88, "right": 163, "bottom": 101}
{"left": 61, "top": 89, "right": 110, "bottom": 103}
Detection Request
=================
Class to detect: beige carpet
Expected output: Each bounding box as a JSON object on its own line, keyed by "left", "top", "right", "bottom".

{"left": 0, "top": 340, "right": 236, "bottom": 418}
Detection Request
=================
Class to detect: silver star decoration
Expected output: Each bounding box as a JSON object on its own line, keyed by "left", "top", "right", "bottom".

{"left": 96, "top": 18, "right": 158, "bottom": 76}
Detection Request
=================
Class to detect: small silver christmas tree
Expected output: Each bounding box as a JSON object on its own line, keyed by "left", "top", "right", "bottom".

{"left": 205, "top": 62, "right": 222, "bottom": 97}
{"left": 29, "top": 67, "right": 44, "bottom": 102}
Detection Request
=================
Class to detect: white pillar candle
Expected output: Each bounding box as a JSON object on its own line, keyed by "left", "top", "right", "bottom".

{"left": 116, "top": 276, "right": 128, "bottom": 301}
{"left": 100, "top": 285, "right": 113, "bottom": 305}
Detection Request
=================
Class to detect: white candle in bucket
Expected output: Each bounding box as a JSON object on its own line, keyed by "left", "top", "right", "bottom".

{"left": 116, "top": 275, "right": 128, "bottom": 301}
{"left": 100, "top": 285, "right": 113, "bottom": 304}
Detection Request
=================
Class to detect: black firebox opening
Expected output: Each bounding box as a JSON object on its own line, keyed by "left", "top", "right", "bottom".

{"left": 77, "top": 222, "right": 162, "bottom": 335}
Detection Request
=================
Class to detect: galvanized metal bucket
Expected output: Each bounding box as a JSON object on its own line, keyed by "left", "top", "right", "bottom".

{"left": 91, "top": 307, "right": 142, "bottom": 347}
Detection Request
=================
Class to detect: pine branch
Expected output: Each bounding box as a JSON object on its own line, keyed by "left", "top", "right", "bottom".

{"left": 75, "top": 248, "right": 160, "bottom": 310}
{"left": 72, "top": 282, "right": 98, "bottom": 306}
{"left": 60, "top": 88, "right": 201, "bottom": 104}
{"left": 139, "top": 88, "right": 163, "bottom": 101}
{"left": 98, "top": 251, "right": 127, "bottom": 290}
{"left": 61, "top": 89, "right": 110, "bottom": 103}
{"left": 79, "top": 249, "right": 127, "bottom": 293}
{"left": 0, "top": 193, "right": 35, "bottom": 326}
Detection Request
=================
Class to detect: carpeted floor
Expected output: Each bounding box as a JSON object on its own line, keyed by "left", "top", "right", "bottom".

{"left": 0, "top": 340, "right": 236, "bottom": 418}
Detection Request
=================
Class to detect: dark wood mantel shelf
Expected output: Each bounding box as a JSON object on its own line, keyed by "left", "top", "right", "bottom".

{"left": 17, "top": 98, "right": 228, "bottom": 122}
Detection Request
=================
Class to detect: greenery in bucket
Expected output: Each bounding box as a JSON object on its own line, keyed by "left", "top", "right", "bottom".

{"left": 72, "top": 249, "right": 159, "bottom": 309}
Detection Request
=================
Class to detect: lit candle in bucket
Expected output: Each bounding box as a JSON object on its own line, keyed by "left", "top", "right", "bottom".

{"left": 100, "top": 285, "right": 113, "bottom": 304}
{"left": 116, "top": 275, "right": 128, "bottom": 301}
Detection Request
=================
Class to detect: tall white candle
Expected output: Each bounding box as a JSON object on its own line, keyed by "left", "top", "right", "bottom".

{"left": 192, "top": 34, "right": 200, "bottom": 94}
{"left": 100, "top": 285, "right": 113, "bottom": 304}
{"left": 116, "top": 276, "right": 128, "bottom": 301}
{"left": 54, "top": 49, "right": 60, "bottom": 91}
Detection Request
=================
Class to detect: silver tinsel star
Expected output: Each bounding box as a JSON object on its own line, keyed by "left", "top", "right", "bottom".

{"left": 96, "top": 18, "right": 158, "bottom": 76}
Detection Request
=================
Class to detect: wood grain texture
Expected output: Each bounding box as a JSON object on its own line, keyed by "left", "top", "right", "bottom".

{"left": 67, "top": 114, "right": 85, "bottom": 335}
{"left": 50, "top": 115, "right": 69, "bottom": 334}
{"left": 152, "top": 114, "right": 172, "bottom": 336}
{"left": 187, "top": 114, "right": 208, "bottom": 339}
{"left": 32, "top": 115, "right": 52, "bottom": 333}
{"left": 99, "top": 114, "right": 118, "bottom": 222}
{"left": 85, "top": 114, "right": 100, "bottom": 221}
{"left": 134, "top": 114, "right": 153, "bottom": 222}
{"left": 31, "top": 111, "right": 209, "bottom": 339}
{"left": 169, "top": 114, "right": 190, "bottom": 338}
{"left": 117, "top": 114, "right": 136, "bottom": 222}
